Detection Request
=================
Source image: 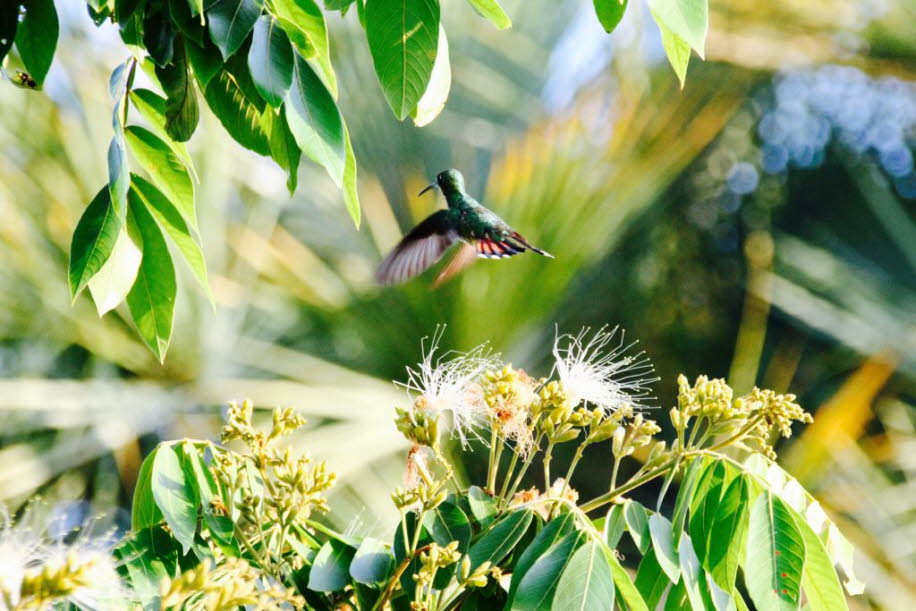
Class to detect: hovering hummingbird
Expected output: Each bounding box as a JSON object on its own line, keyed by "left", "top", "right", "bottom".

{"left": 376, "top": 169, "right": 553, "bottom": 286}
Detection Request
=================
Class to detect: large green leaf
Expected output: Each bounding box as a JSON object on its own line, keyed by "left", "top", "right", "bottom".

{"left": 150, "top": 444, "right": 198, "bottom": 553}
{"left": 593, "top": 0, "right": 627, "bottom": 34}
{"left": 14, "top": 0, "right": 58, "bottom": 85}
{"left": 648, "top": 0, "right": 707, "bottom": 56}
{"left": 155, "top": 40, "right": 200, "bottom": 142}
{"left": 186, "top": 36, "right": 223, "bottom": 88}
{"left": 412, "top": 25, "right": 450, "bottom": 127}
{"left": 604, "top": 545, "right": 648, "bottom": 611}
{"left": 465, "top": 0, "right": 511, "bottom": 29}
{"left": 423, "top": 502, "right": 472, "bottom": 552}
{"left": 468, "top": 509, "right": 533, "bottom": 570}
{"left": 678, "top": 535, "right": 708, "bottom": 611}
{"left": 350, "top": 538, "right": 393, "bottom": 588}
{"left": 342, "top": 123, "right": 360, "bottom": 227}
{"left": 114, "top": 526, "right": 180, "bottom": 605}
{"left": 87, "top": 225, "right": 142, "bottom": 315}
{"left": 128, "top": 89, "right": 198, "bottom": 178}
{"left": 286, "top": 53, "right": 346, "bottom": 184}
{"left": 125, "top": 126, "right": 197, "bottom": 231}
{"left": 552, "top": 541, "right": 614, "bottom": 611}
{"left": 69, "top": 187, "right": 123, "bottom": 298}
{"left": 131, "top": 176, "right": 211, "bottom": 300}
{"left": 270, "top": 0, "right": 337, "bottom": 95}
{"left": 743, "top": 492, "right": 805, "bottom": 611}
{"left": 467, "top": 486, "right": 497, "bottom": 528}
{"left": 206, "top": 0, "right": 264, "bottom": 60}
{"left": 511, "top": 530, "right": 584, "bottom": 610}
{"left": 0, "top": 3, "right": 20, "bottom": 65}
{"left": 797, "top": 513, "right": 848, "bottom": 611}
{"left": 126, "top": 194, "right": 177, "bottom": 362}
{"left": 508, "top": 513, "right": 577, "bottom": 604}
{"left": 705, "top": 475, "right": 749, "bottom": 591}
{"left": 308, "top": 540, "right": 356, "bottom": 592}
{"left": 248, "top": 17, "right": 293, "bottom": 107}
{"left": 132, "top": 446, "right": 165, "bottom": 531}
{"left": 624, "top": 499, "right": 650, "bottom": 554}
{"left": 366, "top": 0, "right": 440, "bottom": 120}
{"left": 604, "top": 504, "right": 626, "bottom": 548}
{"left": 649, "top": 513, "right": 681, "bottom": 583}
{"left": 634, "top": 549, "right": 669, "bottom": 610}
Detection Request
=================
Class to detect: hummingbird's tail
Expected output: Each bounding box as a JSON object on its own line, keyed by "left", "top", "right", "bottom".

{"left": 509, "top": 232, "right": 554, "bottom": 258}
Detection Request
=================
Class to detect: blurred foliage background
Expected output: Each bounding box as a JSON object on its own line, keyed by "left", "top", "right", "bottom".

{"left": 0, "top": 0, "right": 914, "bottom": 607}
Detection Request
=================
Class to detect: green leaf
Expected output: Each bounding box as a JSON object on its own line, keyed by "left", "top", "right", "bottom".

{"left": 350, "top": 537, "right": 393, "bottom": 588}
{"left": 248, "top": 17, "right": 294, "bottom": 107}
{"left": 270, "top": 0, "right": 337, "bottom": 96}
{"left": 366, "top": 0, "right": 440, "bottom": 120}
{"left": 648, "top": 0, "right": 707, "bottom": 57}
{"left": 143, "top": 7, "right": 176, "bottom": 67}
{"left": 188, "top": 0, "right": 205, "bottom": 16}
{"left": 206, "top": 0, "right": 264, "bottom": 60}
{"left": 705, "top": 475, "right": 749, "bottom": 591}
{"left": 743, "top": 492, "right": 805, "bottom": 611}
{"left": 604, "top": 504, "right": 626, "bottom": 548}
{"left": 309, "top": 540, "right": 356, "bottom": 592}
{"left": 655, "top": 19, "right": 690, "bottom": 88}
{"left": 424, "top": 502, "right": 472, "bottom": 552}
{"left": 672, "top": 456, "right": 706, "bottom": 545}
{"left": 88, "top": 225, "right": 142, "bottom": 315}
{"left": 342, "top": 123, "right": 360, "bottom": 227}
{"left": 411, "top": 25, "right": 450, "bottom": 127}
{"left": 114, "top": 526, "right": 182, "bottom": 606}
{"left": 649, "top": 513, "right": 681, "bottom": 583}
{"left": 509, "top": 513, "right": 577, "bottom": 604}
{"left": 511, "top": 530, "right": 584, "bottom": 610}
{"left": 604, "top": 545, "right": 649, "bottom": 611}
{"left": 108, "top": 130, "right": 130, "bottom": 219}
{"left": 624, "top": 499, "right": 650, "bottom": 554}
{"left": 678, "top": 534, "right": 706, "bottom": 611}
{"left": 69, "top": 187, "right": 123, "bottom": 298}
{"left": 203, "top": 56, "right": 271, "bottom": 155}
{"left": 262, "top": 107, "right": 301, "bottom": 193}
{"left": 14, "top": 0, "right": 58, "bottom": 85}
{"left": 169, "top": 0, "right": 205, "bottom": 46}
{"left": 127, "top": 194, "right": 177, "bottom": 362}
{"left": 186, "top": 36, "right": 224, "bottom": 88}
{"left": 468, "top": 509, "right": 533, "bottom": 570}
{"left": 634, "top": 549, "right": 669, "bottom": 610}
{"left": 155, "top": 40, "right": 200, "bottom": 142}
{"left": 552, "top": 541, "right": 614, "bottom": 611}
{"left": 467, "top": 486, "right": 497, "bottom": 528}
{"left": 177, "top": 443, "right": 233, "bottom": 544}
{"left": 286, "top": 52, "right": 346, "bottom": 184}
{"left": 593, "top": 0, "right": 627, "bottom": 34}
{"left": 128, "top": 89, "right": 198, "bottom": 182}
{"left": 125, "top": 126, "right": 197, "bottom": 231}
{"left": 131, "top": 176, "right": 211, "bottom": 300}
{"left": 465, "top": 0, "right": 511, "bottom": 29}
{"left": 797, "top": 514, "right": 848, "bottom": 611}
{"left": 150, "top": 444, "right": 198, "bottom": 553}
{"left": 132, "top": 446, "right": 165, "bottom": 531}
{"left": 664, "top": 580, "right": 689, "bottom": 611}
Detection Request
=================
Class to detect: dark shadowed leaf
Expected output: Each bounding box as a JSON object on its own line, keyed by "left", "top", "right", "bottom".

{"left": 14, "top": 0, "right": 58, "bottom": 85}
{"left": 366, "top": 0, "right": 439, "bottom": 120}
{"left": 186, "top": 36, "right": 223, "bottom": 88}
{"left": 206, "top": 0, "right": 264, "bottom": 60}
{"left": 0, "top": 3, "right": 20, "bottom": 64}
{"left": 508, "top": 512, "right": 577, "bottom": 604}
{"left": 143, "top": 7, "right": 176, "bottom": 66}
{"left": 155, "top": 39, "right": 199, "bottom": 142}
{"left": 203, "top": 51, "right": 271, "bottom": 155}
{"left": 468, "top": 509, "right": 533, "bottom": 570}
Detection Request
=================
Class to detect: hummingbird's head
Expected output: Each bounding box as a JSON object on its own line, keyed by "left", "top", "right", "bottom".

{"left": 418, "top": 169, "right": 465, "bottom": 200}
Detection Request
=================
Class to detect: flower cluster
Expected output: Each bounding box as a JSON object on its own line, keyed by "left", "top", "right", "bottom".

{"left": 212, "top": 401, "right": 336, "bottom": 576}
{"left": 159, "top": 557, "right": 304, "bottom": 610}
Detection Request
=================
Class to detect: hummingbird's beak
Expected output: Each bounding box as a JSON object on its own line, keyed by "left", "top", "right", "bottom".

{"left": 418, "top": 183, "right": 437, "bottom": 196}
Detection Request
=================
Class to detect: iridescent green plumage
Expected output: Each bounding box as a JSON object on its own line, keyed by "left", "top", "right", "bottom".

{"left": 376, "top": 169, "right": 552, "bottom": 286}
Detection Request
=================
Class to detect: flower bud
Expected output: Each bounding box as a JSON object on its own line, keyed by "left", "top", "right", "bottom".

{"left": 611, "top": 426, "right": 626, "bottom": 455}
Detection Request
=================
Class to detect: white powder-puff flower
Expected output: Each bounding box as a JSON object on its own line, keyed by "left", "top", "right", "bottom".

{"left": 399, "top": 328, "right": 500, "bottom": 445}
{"left": 552, "top": 325, "right": 657, "bottom": 414}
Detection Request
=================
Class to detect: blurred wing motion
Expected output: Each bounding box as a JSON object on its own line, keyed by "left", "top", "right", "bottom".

{"left": 376, "top": 211, "right": 458, "bottom": 285}
{"left": 434, "top": 233, "right": 554, "bottom": 287}
{"left": 434, "top": 243, "right": 478, "bottom": 287}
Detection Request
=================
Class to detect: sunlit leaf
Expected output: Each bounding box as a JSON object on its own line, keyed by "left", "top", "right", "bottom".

{"left": 248, "top": 17, "right": 294, "bottom": 107}
{"left": 649, "top": 513, "right": 681, "bottom": 582}
{"left": 125, "top": 126, "right": 197, "bottom": 231}
{"left": 552, "top": 541, "right": 614, "bottom": 611}
{"left": 593, "top": 0, "right": 627, "bottom": 34}
{"left": 654, "top": 17, "right": 690, "bottom": 88}
{"left": 69, "top": 187, "right": 123, "bottom": 298}
{"left": 624, "top": 499, "right": 650, "bottom": 554}
{"left": 412, "top": 25, "right": 450, "bottom": 127}
{"left": 468, "top": 509, "right": 533, "bottom": 570}
{"left": 308, "top": 540, "right": 355, "bottom": 592}
{"left": 88, "top": 225, "right": 142, "bottom": 315}
{"left": 150, "top": 444, "right": 198, "bottom": 552}
{"left": 511, "top": 530, "right": 584, "bottom": 610}
{"left": 466, "top": 0, "right": 511, "bottom": 29}
{"left": 350, "top": 538, "right": 393, "bottom": 588}
{"left": 648, "top": 0, "right": 707, "bottom": 56}
{"left": 366, "top": 0, "right": 440, "bottom": 120}
{"left": 743, "top": 492, "right": 805, "bottom": 610}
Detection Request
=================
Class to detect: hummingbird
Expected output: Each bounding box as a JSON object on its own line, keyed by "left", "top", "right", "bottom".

{"left": 376, "top": 169, "right": 553, "bottom": 286}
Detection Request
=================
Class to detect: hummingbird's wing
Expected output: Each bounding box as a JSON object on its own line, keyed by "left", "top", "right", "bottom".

{"left": 376, "top": 210, "right": 459, "bottom": 285}
{"left": 433, "top": 243, "right": 478, "bottom": 287}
